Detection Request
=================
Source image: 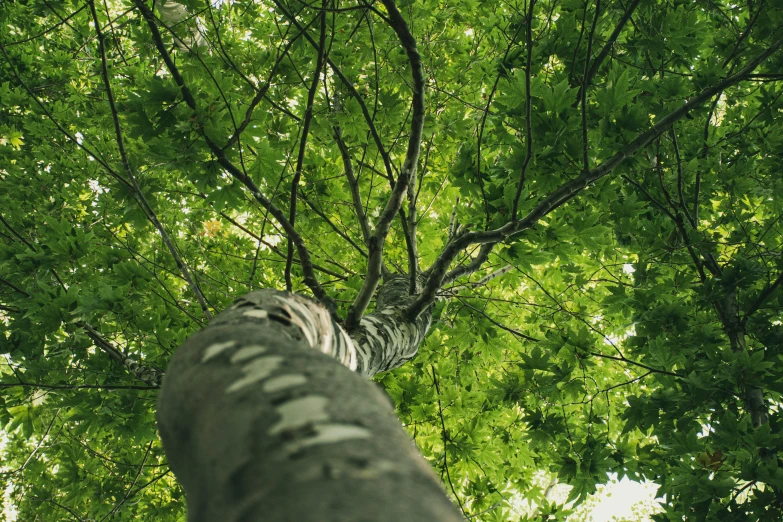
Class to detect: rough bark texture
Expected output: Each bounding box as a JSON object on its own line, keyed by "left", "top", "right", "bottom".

{"left": 156, "top": 285, "right": 461, "bottom": 522}
{"left": 350, "top": 276, "right": 432, "bottom": 376}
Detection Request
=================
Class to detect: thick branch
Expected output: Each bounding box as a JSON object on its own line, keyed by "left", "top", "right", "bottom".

{"left": 407, "top": 38, "right": 783, "bottom": 319}
{"left": 345, "top": 0, "right": 425, "bottom": 329}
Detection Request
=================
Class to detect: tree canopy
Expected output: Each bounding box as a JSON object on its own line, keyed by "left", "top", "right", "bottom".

{"left": 1, "top": 0, "right": 783, "bottom": 520}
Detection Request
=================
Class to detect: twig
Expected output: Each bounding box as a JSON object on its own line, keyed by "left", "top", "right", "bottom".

{"left": 742, "top": 269, "right": 783, "bottom": 326}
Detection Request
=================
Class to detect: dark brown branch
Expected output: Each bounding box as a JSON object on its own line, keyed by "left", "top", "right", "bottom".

{"left": 431, "top": 366, "right": 468, "bottom": 518}
{"left": 271, "top": 0, "right": 417, "bottom": 281}
{"left": 334, "top": 126, "right": 372, "bottom": 246}
{"left": 511, "top": 0, "right": 536, "bottom": 220}
{"left": 101, "top": 442, "right": 154, "bottom": 521}
{"left": 456, "top": 298, "right": 541, "bottom": 342}
{"left": 191, "top": 192, "right": 350, "bottom": 280}
{"left": 579, "top": 0, "right": 599, "bottom": 175}
{"left": 669, "top": 127, "right": 695, "bottom": 227}
{"left": 582, "top": 0, "right": 640, "bottom": 93}
{"left": 588, "top": 352, "right": 681, "bottom": 378}
{"left": 0, "top": 44, "right": 133, "bottom": 193}
{"left": 298, "top": 191, "right": 367, "bottom": 257}
{"left": 476, "top": 35, "right": 521, "bottom": 225}
{"left": 286, "top": 5, "right": 327, "bottom": 291}
{"left": 1, "top": 214, "right": 162, "bottom": 385}
{"left": 272, "top": 0, "right": 396, "bottom": 182}
{"left": 742, "top": 269, "right": 783, "bottom": 326}
{"left": 222, "top": 29, "right": 307, "bottom": 150}
{"left": 6, "top": 5, "right": 87, "bottom": 46}
{"left": 346, "top": 0, "right": 426, "bottom": 329}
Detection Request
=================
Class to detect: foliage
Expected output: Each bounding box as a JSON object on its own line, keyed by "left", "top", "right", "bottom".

{"left": 1, "top": 0, "right": 783, "bottom": 520}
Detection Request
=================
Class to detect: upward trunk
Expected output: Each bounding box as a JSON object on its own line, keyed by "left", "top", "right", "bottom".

{"left": 156, "top": 278, "right": 461, "bottom": 522}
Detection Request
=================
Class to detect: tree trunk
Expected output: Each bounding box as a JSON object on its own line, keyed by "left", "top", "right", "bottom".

{"left": 156, "top": 279, "right": 462, "bottom": 521}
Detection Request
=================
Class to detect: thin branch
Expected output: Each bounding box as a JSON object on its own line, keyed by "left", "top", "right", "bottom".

{"left": 90, "top": 0, "right": 213, "bottom": 320}
{"left": 431, "top": 366, "right": 468, "bottom": 518}
{"left": 582, "top": 0, "right": 640, "bottom": 94}
{"left": 272, "top": 0, "right": 396, "bottom": 182}
{"left": 588, "top": 352, "right": 681, "bottom": 378}
{"left": 579, "top": 0, "right": 600, "bottom": 175}
{"left": 99, "top": 442, "right": 153, "bottom": 522}
{"left": 286, "top": 4, "right": 327, "bottom": 291}
{"left": 192, "top": 192, "right": 350, "bottom": 280}
{"left": 742, "top": 269, "right": 783, "bottom": 326}
{"left": 457, "top": 298, "right": 541, "bottom": 342}
{"left": 29, "top": 495, "right": 86, "bottom": 522}
{"left": 333, "top": 126, "right": 372, "bottom": 246}
{"left": 476, "top": 22, "right": 527, "bottom": 225}
{"left": 0, "top": 219, "right": 163, "bottom": 385}
{"left": 0, "top": 276, "right": 31, "bottom": 297}
{"left": 222, "top": 28, "right": 308, "bottom": 150}
{"left": 441, "top": 264, "right": 512, "bottom": 295}
{"left": 298, "top": 191, "right": 367, "bottom": 257}
{"left": 135, "top": 0, "right": 336, "bottom": 312}
{"left": 0, "top": 381, "right": 158, "bottom": 391}
{"left": 0, "top": 44, "right": 132, "bottom": 193}
{"left": 475, "top": 264, "right": 514, "bottom": 287}
{"left": 6, "top": 5, "right": 87, "bottom": 46}
{"left": 669, "top": 127, "right": 695, "bottom": 227}
{"left": 511, "top": 0, "right": 536, "bottom": 220}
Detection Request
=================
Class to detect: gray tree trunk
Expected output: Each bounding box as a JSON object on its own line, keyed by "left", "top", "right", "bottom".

{"left": 156, "top": 278, "right": 462, "bottom": 521}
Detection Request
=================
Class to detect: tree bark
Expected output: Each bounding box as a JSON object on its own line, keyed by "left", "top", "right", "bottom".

{"left": 156, "top": 279, "right": 461, "bottom": 521}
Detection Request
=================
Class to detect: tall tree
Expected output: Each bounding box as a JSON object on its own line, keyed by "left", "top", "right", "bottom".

{"left": 1, "top": 0, "right": 783, "bottom": 520}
